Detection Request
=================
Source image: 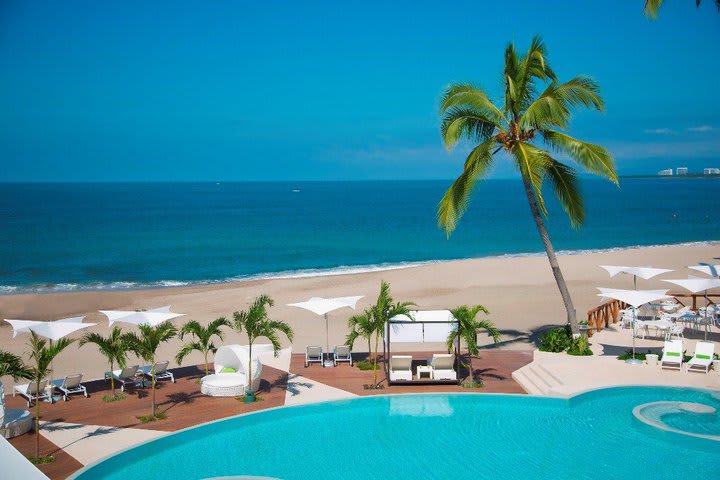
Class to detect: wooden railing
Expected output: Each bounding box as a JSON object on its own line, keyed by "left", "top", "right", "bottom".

{"left": 586, "top": 292, "right": 720, "bottom": 334}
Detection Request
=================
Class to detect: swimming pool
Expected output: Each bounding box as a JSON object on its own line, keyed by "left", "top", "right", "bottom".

{"left": 72, "top": 387, "right": 720, "bottom": 480}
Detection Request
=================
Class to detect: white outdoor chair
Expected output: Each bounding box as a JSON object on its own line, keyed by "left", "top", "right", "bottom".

{"left": 305, "top": 346, "right": 324, "bottom": 367}
{"left": 332, "top": 345, "right": 353, "bottom": 366}
{"left": 666, "top": 324, "right": 684, "bottom": 340}
{"left": 140, "top": 361, "right": 175, "bottom": 384}
{"left": 389, "top": 355, "right": 413, "bottom": 381}
{"left": 660, "top": 340, "right": 683, "bottom": 371}
{"left": 687, "top": 342, "right": 715, "bottom": 374}
{"left": 13, "top": 380, "right": 50, "bottom": 407}
{"left": 112, "top": 365, "right": 141, "bottom": 391}
{"left": 57, "top": 374, "right": 87, "bottom": 401}
{"left": 430, "top": 354, "right": 458, "bottom": 381}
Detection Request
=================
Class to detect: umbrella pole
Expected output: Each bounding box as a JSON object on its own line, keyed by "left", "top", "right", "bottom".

{"left": 626, "top": 307, "right": 642, "bottom": 365}
{"left": 325, "top": 313, "right": 329, "bottom": 365}
{"left": 704, "top": 290, "right": 709, "bottom": 341}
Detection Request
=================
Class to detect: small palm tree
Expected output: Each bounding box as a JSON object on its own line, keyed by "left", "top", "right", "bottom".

{"left": 438, "top": 36, "right": 617, "bottom": 334}
{"left": 232, "top": 295, "right": 293, "bottom": 401}
{"left": 175, "top": 317, "right": 230, "bottom": 376}
{"left": 644, "top": 0, "right": 719, "bottom": 19}
{"left": 26, "top": 333, "right": 74, "bottom": 459}
{"left": 367, "top": 281, "right": 414, "bottom": 387}
{"left": 79, "top": 327, "right": 128, "bottom": 399}
{"left": 346, "top": 309, "right": 374, "bottom": 362}
{"left": 0, "top": 350, "right": 33, "bottom": 380}
{"left": 123, "top": 322, "right": 177, "bottom": 419}
{"left": 447, "top": 305, "right": 501, "bottom": 384}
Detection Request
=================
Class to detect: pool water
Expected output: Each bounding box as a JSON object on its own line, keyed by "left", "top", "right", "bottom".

{"left": 72, "top": 387, "right": 720, "bottom": 480}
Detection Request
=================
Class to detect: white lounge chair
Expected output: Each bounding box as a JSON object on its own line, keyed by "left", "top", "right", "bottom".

{"left": 430, "top": 354, "right": 458, "bottom": 381}
{"left": 140, "top": 361, "right": 175, "bottom": 384}
{"left": 305, "top": 346, "right": 324, "bottom": 367}
{"left": 56, "top": 374, "right": 87, "bottom": 401}
{"left": 112, "top": 365, "right": 140, "bottom": 391}
{"left": 389, "top": 355, "right": 413, "bottom": 381}
{"left": 660, "top": 340, "right": 683, "bottom": 370}
{"left": 332, "top": 345, "right": 353, "bottom": 366}
{"left": 687, "top": 342, "right": 715, "bottom": 374}
{"left": 13, "top": 380, "right": 50, "bottom": 407}
{"left": 666, "top": 324, "right": 684, "bottom": 340}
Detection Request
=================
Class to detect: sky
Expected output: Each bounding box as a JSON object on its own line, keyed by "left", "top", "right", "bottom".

{"left": 1, "top": 0, "right": 719, "bottom": 182}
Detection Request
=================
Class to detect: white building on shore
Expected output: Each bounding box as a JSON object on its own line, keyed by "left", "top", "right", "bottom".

{"left": 676, "top": 167, "right": 688, "bottom": 175}
{"left": 657, "top": 169, "right": 673, "bottom": 176}
{"left": 703, "top": 167, "right": 719, "bottom": 175}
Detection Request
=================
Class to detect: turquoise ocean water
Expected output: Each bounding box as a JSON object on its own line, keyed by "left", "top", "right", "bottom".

{"left": 1, "top": 178, "right": 718, "bottom": 293}
{"left": 72, "top": 387, "right": 720, "bottom": 480}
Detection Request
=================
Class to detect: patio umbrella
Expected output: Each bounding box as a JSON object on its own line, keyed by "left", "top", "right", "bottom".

{"left": 100, "top": 307, "right": 185, "bottom": 327}
{"left": 599, "top": 265, "right": 673, "bottom": 289}
{"left": 287, "top": 296, "right": 363, "bottom": 362}
{"left": 596, "top": 288, "right": 671, "bottom": 364}
{"left": 688, "top": 264, "right": 720, "bottom": 277}
{"left": 662, "top": 278, "right": 720, "bottom": 340}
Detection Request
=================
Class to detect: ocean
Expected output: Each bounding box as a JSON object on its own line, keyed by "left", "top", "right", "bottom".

{"left": 1, "top": 178, "right": 718, "bottom": 294}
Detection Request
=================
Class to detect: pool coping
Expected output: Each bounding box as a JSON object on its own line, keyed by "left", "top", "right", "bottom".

{"left": 67, "top": 385, "right": 719, "bottom": 479}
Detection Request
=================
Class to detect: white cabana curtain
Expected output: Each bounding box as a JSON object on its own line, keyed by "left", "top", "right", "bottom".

{"left": 386, "top": 310, "right": 457, "bottom": 344}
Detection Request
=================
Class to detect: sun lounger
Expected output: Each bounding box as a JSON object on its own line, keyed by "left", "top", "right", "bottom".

{"left": 139, "top": 361, "right": 175, "bottom": 384}
{"left": 687, "top": 341, "right": 715, "bottom": 374}
{"left": 660, "top": 340, "right": 683, "bottom": 370}
{"left": 112, "top": 365, "right": 141, "bottom": 391}
{"left": 332, "top": 345, "right": 353, "bottom": 366}
{"left": 56, "top": 374, "right": 87, "bottom": 401}
{"left": 13, "top": 380, "right": 50, "bottom": 407}
{"left": 389, "top": 355, "right": 413, "bottom": 381}
{"left": 430, "top": 354, "right": 457, "bottom": 381}
{"left": 305, "top": 346, "right": 324, "bottom": 367}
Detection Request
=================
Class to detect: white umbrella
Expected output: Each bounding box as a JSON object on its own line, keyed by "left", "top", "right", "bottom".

{"left": 600, "top": 265, "right": 673, "bottom": 289}
{"left": 100, "top": 307, "right": 185, "bottom": 327}
{"left": 688, "top": 264, "right": 720, "bottom": 277}
{"left": 662, "top": 278, "right": 720, "bottom": 340}
{"left": 596, "top": 288, "right": 671, "bottom": 364}
{"left": 288, "top": 296, "right": 363, "bottom": 362}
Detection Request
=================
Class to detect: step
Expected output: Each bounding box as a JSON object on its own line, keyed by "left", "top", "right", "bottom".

{"left": 535, "top": 363, "right": 564, "bottom": 386}
{"left": 511, "top": 366, "right": 545, "bottom": 395}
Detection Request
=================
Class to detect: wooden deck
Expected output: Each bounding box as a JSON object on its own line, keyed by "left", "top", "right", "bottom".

{"left": 5, "top": 350, "right": 531, "bottom": 479}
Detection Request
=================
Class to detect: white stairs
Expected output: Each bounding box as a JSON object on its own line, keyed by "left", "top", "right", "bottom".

{"left": 512, "top": 353, "right": 566, "bottom": 396}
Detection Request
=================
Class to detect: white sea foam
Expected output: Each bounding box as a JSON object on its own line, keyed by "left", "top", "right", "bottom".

{"left": 2, "top": 239, "right": 718, "bottom": 295}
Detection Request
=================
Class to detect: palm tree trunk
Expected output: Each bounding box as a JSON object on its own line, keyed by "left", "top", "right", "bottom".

{"left": 204, "top": 351, "right": 209, "bottom": 377}
{"left": 34, "top": 380, "right": 40, "bottom": 458}
{"left": 248, "top": 342, "right": 253, "bottom": 394}
{"left": 109, "top": 361, "right": 115, "bottom": 397}
{"left": 521, "top": 173, "right": 578, "bottom": 333}
{"left": 151, "top": 357, "right": 156, "bottom": 417}
{"left": 372, "top": 333, "right": 380, "bottom": 386}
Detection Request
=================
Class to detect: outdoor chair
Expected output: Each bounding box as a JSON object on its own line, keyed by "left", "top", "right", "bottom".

{"left": 660, "top": 340, "right": 683, "bottom": 371}
{"left": 140, "top": 361, "right": 175, "bottom": 384}
{"left": 687, "top": 341, "right": 715, "bottom": 374}
{"left": 389, "top": 355, "right": 413, "bottom": 381}
{"left": 429, "top": 354, "right": 457, "bottom": 381}
{"left": 57, "top": 374, "right": 87, "bottom": 401}
{"left": 305, "top": 346, "right": 324, "bottom": 367}
{"left": 332, "top": 345, "right": 353, "bottom": 366}
{"left": 112, "top": 365, "right": 141, "bottom": 391}
{"left": 13, "top": 380, "right": 50, "bottom": 407}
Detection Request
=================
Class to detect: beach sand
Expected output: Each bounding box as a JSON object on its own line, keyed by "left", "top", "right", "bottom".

{"left": 1, "top": 242, "right": 718, "bottom": 388}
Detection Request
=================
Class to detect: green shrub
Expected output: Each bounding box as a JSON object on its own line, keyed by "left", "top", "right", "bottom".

{"left": 538, "top": 325, "right": 572, "bottom": 353}
{"left": 567, "top": 336, "right": 593, "bottom": 356}
{"left": 356, "top": 359, "right": 374, "bottom": 370}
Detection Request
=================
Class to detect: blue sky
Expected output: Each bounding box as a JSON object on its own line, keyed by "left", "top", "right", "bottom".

{"left": 1, "top": 0, "right": 719, "bottom": 181}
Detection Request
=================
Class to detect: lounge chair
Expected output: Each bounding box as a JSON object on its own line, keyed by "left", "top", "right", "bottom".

{"left": 13, "top": 380, "right": 50, "bottom": 407}
{"left": 687, "top": 342, "right": 715, "bottom": 374}
{"left": 305, "top": 346, "right": 324, "bottom": 367}
{"left": 430, "top": 354, "right": 457, "bottom": 381}
{"left": 140, "top": 361, "right": 175, "bottom": 384}
{"left": 389, "top": 355, "right": 413, "bottom": 381}
{"left": 332, "top": 345, "right": 353, "bottom": 366}
{"left": 660, "top": 340, "right": 683, "bottom": 370}
{"left": 112, "top": 365, "right": 140, "bottom": 391}
{"left": 57, "top": 374, "right": 87, "bottom": 401}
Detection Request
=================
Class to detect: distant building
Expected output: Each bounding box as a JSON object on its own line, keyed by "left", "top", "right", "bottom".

{"left": 676, "top": 167, "right": 689, "bottom": 175}
{"left": 703, "top": 168, "right": 720, "bottom": 175}
{"left": 658, "top": 169, "right": 673, "bottom": 176}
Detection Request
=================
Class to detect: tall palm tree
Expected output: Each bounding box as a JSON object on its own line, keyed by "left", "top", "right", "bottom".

{"left": 175, "top": 318, "right": 230, "bottom": 376}
{"left": 644, "top": 0, "right": 720, "bottom": 18}
{"left": 367, "top": 281, "right": 414, "bottom": 387}
{"left": 123, "top": 322, "right": 177, "bottom": 419}
{"left": 26, "top": 333, "right": 74, "bottom": 459}
{"left": 79, "top": 327, "right": 128, "bottom": 398}
{"left": 345, "top": 309, "right": 374, "bottom": 360}
{"left": 232, "top": 295, "right": 293, "bottom": 401}
{"left": 437, "top": 36, "right": 617, "bottom": 333}
{"left": 447, "top": 305, "right": 500, "bottom": 383}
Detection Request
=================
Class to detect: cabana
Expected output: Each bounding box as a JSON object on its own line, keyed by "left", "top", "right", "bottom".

{"left": 212, "top": 345, "right": 263, "bottom": 391}
{"left": 385, "top": 310, "right": 460, "bottom": 385}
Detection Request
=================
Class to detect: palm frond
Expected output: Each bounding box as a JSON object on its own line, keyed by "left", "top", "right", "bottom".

{"left": 0, "top": 350, "right": 33, "bottom": 380}
{"left": 510, "top": 141, "right": 551, "bottom": 215}
{"left": 545, "top": 159, "right": 585, "bottom": 227}
{"left": 521, "top": 76, "right": 603, "bottom": 130}
{"left": 440, "top": 106, "right": 501, "bottom": 150}
{"left": 542, "top": 130, "right": 617, "bottom": 183}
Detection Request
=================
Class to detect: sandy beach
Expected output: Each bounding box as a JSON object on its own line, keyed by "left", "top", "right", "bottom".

{"left": 1, "top": 242, "right": 718, "bottom": 388}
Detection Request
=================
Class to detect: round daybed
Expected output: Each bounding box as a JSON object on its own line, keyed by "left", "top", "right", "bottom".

{"left": 200, "top": 345, "right": 263, "bottom": 397}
